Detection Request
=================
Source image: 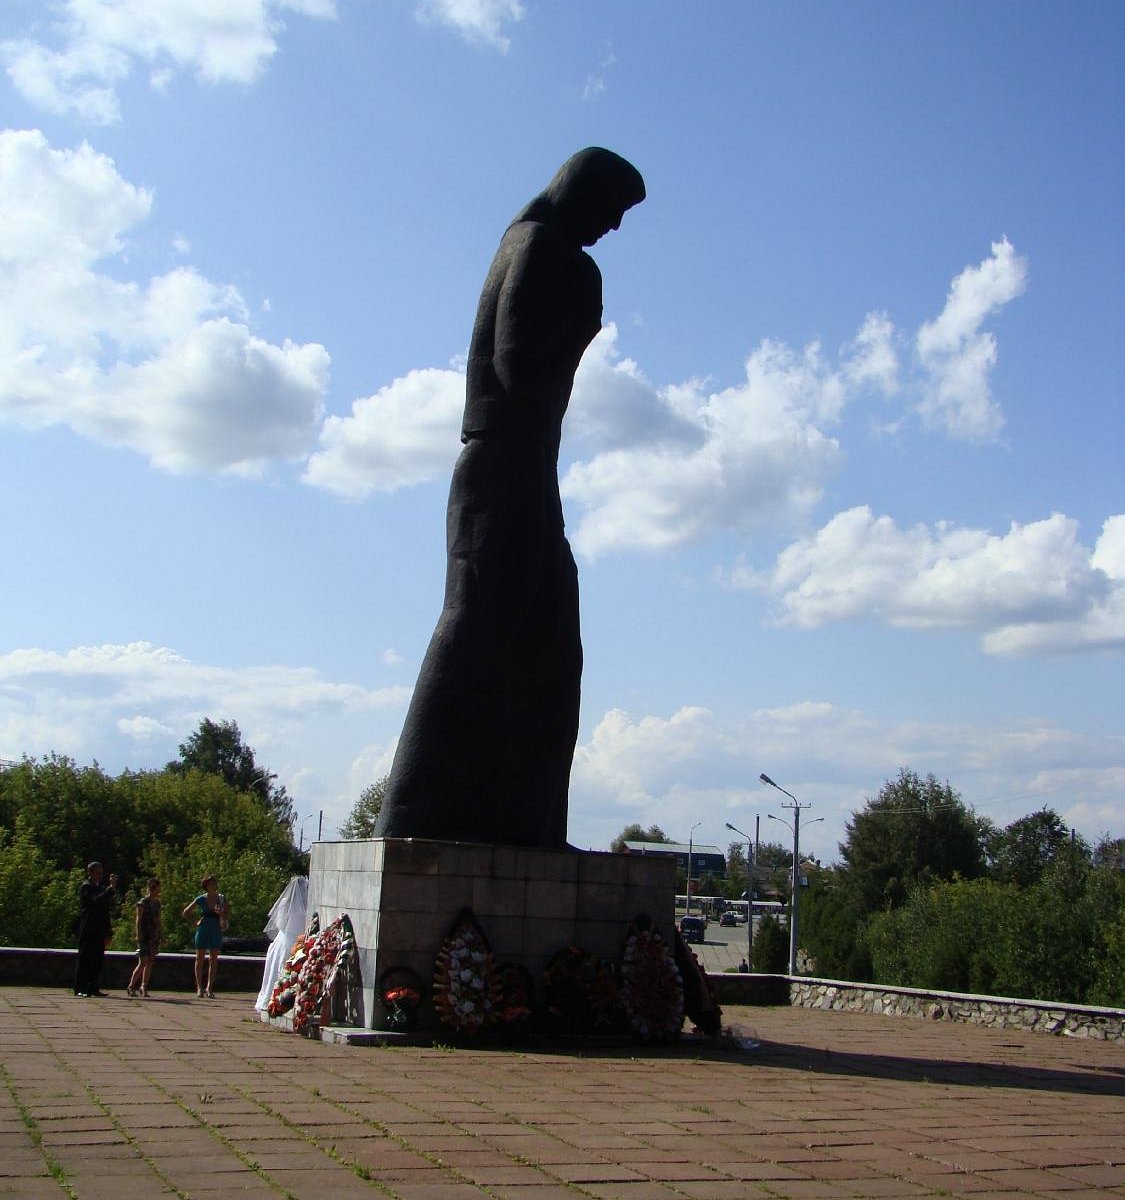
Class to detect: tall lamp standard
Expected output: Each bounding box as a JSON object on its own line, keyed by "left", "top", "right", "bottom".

{"left": 725, "top": 820, "right": 756, "bottom": 969}
{"left": 760, "top": 773, "right": 823, "bottom": 976}
{"left": 685, "top": 821, "right": 701, "bottom": 914}
{"left": 297, "top": 813, "right": 315, "bottom": 852}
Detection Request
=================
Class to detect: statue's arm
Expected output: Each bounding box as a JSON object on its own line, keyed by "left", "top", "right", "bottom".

{"left": 492, "top": 231, "right": 600, "bottom": 403}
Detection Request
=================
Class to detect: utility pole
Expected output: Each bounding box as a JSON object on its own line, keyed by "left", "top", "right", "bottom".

{"left": 761, "top": 773, "right": 822, "bottom": 976}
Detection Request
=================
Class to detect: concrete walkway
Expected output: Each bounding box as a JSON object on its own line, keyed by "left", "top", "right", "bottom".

{"left": 0, "top": 986, "right": 1122, "bottom": 1199}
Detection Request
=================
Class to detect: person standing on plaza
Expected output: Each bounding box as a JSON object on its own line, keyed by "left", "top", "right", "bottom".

{"left": 183, "top": 875, "right": 229, "bottom": 997}
{"left": 127, "top": 878, "right": 162, "bottom": 997}
{"left": 74, "top": 861, "right": 117, "bottom": 997}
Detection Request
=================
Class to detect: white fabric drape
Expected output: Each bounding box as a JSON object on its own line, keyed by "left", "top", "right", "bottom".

{"left": 254, "top": 876, "right": 309, "bottom": 1011}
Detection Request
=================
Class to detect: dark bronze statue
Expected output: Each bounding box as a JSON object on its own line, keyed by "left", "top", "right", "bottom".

{"left": 375, "top": 148, "right": 645, "bottom": 847}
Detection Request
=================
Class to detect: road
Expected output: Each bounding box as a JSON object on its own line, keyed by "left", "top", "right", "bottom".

{"left": 678, "top": 913, "right": 756, "bottom": 974}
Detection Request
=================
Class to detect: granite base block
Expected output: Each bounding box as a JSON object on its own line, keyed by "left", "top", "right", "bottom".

{"left": 309, "top": 838, "right": 675, "bottom": 1031}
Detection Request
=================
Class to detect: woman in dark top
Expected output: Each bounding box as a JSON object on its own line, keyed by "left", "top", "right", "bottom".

{"left": 376, "top": 148, "right": 645, "bottom": 849}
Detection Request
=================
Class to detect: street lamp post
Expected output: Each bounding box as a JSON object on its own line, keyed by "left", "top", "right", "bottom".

{"left": 725, "top": 820, "right": 756, "bottom": 970}
{"left": 761, "top": 773, "right": 823, "bottom": 976}
{"left": 298, "top": 813, "right": 314, "bottom": 852}
{"left": 685, "top": 821, "right": 701, "bottom": 914}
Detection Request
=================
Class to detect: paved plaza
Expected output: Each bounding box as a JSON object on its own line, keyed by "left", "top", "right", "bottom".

{"left": 0, "top": 985, "right": 1122, "bottom": 1199}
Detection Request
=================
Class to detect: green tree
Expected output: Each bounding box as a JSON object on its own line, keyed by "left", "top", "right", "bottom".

{"left": 839, "top": 769, "right": 986, "bottom": 915}
{"left": 752, "top": 913, "right": 788, "bottom": 973}
{"left": 988, "top": 808, "right": 1077, "bottom": 887}
{"left": 167, "top": 718, "right": 294, "bottom": 828}
{"left": 1, "top": 755, "right": 301, "bottom": 947}
{"left": 0, "top": 819, "right": 84, "bottom": 948}
{"left": 799, "top": 867, "right": 872, "bottom": 981}
{"left": 126, "top": 832, "right": 291, "bottom": 953}
{"left": 866, "top": 877, "right": 1014, "bottom": 994}
{"left": 610, "top": 823, "right": 669, "bottom": 854}
{"left": 339, "top": 778, "right": 388, "bottom": 839}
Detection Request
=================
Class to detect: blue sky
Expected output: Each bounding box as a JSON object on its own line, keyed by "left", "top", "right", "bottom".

{"left": 1, "top": 0, "right": 1122, "bottom": 861}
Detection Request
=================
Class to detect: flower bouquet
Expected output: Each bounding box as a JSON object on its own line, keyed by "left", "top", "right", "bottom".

{"left": 431, "top": 909, "right": 501, "bottom": 1036}
{"left": 379, "top": 966, "right": 423, "bottom": 1031}
{"left": 620, "top": 916, "right": 684, "bottom": 1043}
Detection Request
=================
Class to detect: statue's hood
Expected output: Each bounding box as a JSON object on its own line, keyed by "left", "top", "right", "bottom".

{"left": 512, "top": 147, "right": 645, "bottom": 245}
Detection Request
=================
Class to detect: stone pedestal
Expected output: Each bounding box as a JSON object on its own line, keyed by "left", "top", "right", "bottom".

{"left": 308, "top": 839, "right": 675, "bottom": 1031}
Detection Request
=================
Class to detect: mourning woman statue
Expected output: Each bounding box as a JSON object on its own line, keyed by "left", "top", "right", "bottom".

{"left": 374, "top": 148, "right": 645, "bottom": 848}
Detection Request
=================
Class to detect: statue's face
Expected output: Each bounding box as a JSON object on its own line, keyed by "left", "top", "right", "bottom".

{"left": 579, "top": 201, "right": 630, "bottom": 247}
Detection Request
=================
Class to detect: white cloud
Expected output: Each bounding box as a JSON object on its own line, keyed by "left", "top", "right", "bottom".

{"left": 740, "top": 507, "right": 1125, "bottom": 655}
{"left": 0, "top": 641, "right": 410, "bottom": 820}
{"left": 982, "top": 516, "right": 1125, "bottom": 655}
{"left": 2, "top": 0, "right": 337, "bottom": 124}
{"left": 0, "top": 130, "right": 328, "bottom": 473}
{"left": 117, "top": 715, "right": 174, "bottom": 740}
{"left": 415, "top": 0, "right": 524, "bottom": 51}
{"left": 302, "top": 367, "right": 464, "bottom": 499}
{"left": 569, "top": 702, "right": 1125, "bottom": 855}
{"left": 915, "top": 238, "right": 1027, "bottom": 441}
{"left": 561, "top": 330, "right": 847, "bottom": 560}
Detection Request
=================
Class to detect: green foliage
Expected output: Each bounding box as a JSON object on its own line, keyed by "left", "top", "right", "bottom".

{"left": 799, "top": 868, "right": 872, "bottom": 981}
{"left": 610, "top": 823, "right": 669, "bottom": 854}
{"left": 866, "top": 877, "right": 1013, "bottom": 994}
{"left": 0, "top": 755, "right": 299, "bottom": 950}
{"left": 840, "top": 769, "right": 986, "bottom": 914}
{"left": 0, "top": 819, "right": 84, "bottom": 948}
{"left": 987, "top": 808, "right": 1080, "bottom": 887}
{"left": 752, "top": 913, "right": 788, "bottom": 973}
{"left": 863, "top": 847, "right": 1125, "bottom": 1006}
{"left": 166, "top": 717, "right": 295, "bottom": 828}
{"left": 339, "top": 777, "right": 388, "bottom": 840}
{"left": 126, "top": 833, "right": 290, "bottom": 953}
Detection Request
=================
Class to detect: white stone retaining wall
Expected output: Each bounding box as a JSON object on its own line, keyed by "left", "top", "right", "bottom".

{"left": 789, "top": 977, "right": 1125, "bottom": 1043}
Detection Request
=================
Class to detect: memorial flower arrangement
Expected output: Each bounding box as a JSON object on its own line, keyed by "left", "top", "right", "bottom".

{"left": 542, "top": 945, "right": 620, "bottom": 1035}
{"left": 380, "top": 966, "right": 424, "bottom": 1031}
{"left": 620, "top": 920, "right": 684, "bottom": 1042}
{"left": 496, "top": 962, "right": 534, "bottom": 1035}
{"left": 673, "top": 926, "right": 723, "bottom": 1037}
{"left": 291, "top": 914, "right": 356, "bottom": 1033}
{"left": 432, "top": 910, "right": 501, "bottom": 1035}
{"left": 266, "top": 931, "right": 316, "bottom": 1017}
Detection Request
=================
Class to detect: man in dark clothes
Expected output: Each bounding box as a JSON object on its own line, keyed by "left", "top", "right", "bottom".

{"left": 74, "top": 861, "right": 117, "bottom": 997}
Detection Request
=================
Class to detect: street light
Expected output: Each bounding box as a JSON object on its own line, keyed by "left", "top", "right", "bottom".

{"left": 297, "top": 813, "right": 315, "bottom": 852}
{"left": 761, "top": 773, "right": 823, "bottom": 975}
{"left": 725, "top": 820, "right": 756, "bottom": 970}
{"left": 685, "top": 821, "right": 701, "bottom": 914}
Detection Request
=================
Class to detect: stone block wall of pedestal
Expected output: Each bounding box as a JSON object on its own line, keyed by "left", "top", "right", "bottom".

{"left": 309, "top": 839, "right": 675, "bottom": 1030}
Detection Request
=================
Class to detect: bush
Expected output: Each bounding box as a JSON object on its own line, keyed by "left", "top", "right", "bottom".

{"left": 752, "top": 913, "right": 789, "bottom": 973}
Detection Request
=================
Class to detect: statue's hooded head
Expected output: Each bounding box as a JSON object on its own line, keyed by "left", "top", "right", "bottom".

{"left": 516, "top": 147, "right": 645, "bottom": 246}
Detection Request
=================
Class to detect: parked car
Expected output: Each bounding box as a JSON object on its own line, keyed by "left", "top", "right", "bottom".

{"left": 679, "top": 915, "right": 706, "bottom": 944}
{"left": 719, "top": 911, "right": 738, "bottom": 927}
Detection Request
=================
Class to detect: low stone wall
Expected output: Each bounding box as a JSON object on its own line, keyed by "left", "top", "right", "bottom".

{"left": 0, "top": 946, "right": 266, "bottom": 994}
{"left": 789, "top": 977, "right": 1125, "bottom": 1043}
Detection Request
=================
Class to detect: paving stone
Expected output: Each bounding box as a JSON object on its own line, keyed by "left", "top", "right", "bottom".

{"left": 1, "top": 987, "right": 1123, "bottom": 1200}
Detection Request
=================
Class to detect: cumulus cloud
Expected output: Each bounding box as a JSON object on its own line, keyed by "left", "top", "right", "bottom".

{"left": 561, "top": 328, "right": 851, "bottom": 560}
{"left": 916, "top": 238, "right": 1027, "bottom": 440}
{"left": 569, "top": 702, "right": 1125, "bottom": 855}
{"left": 2, "top": 0, "right": 337, "bottom": 124}
{"left": 738, "top": 507, "right": 1124, "bottom": 655}
{"left": 0, "top": 641, "right": 409, "bottom": 782}
{"left": 302, "top": 367, "right": 464, "bottom": 499}
{"left": 0, "top": 130, "right": 328, "bottom": 473}
{"left": 415, "top": 0, "right": 524, "bottom": 51}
